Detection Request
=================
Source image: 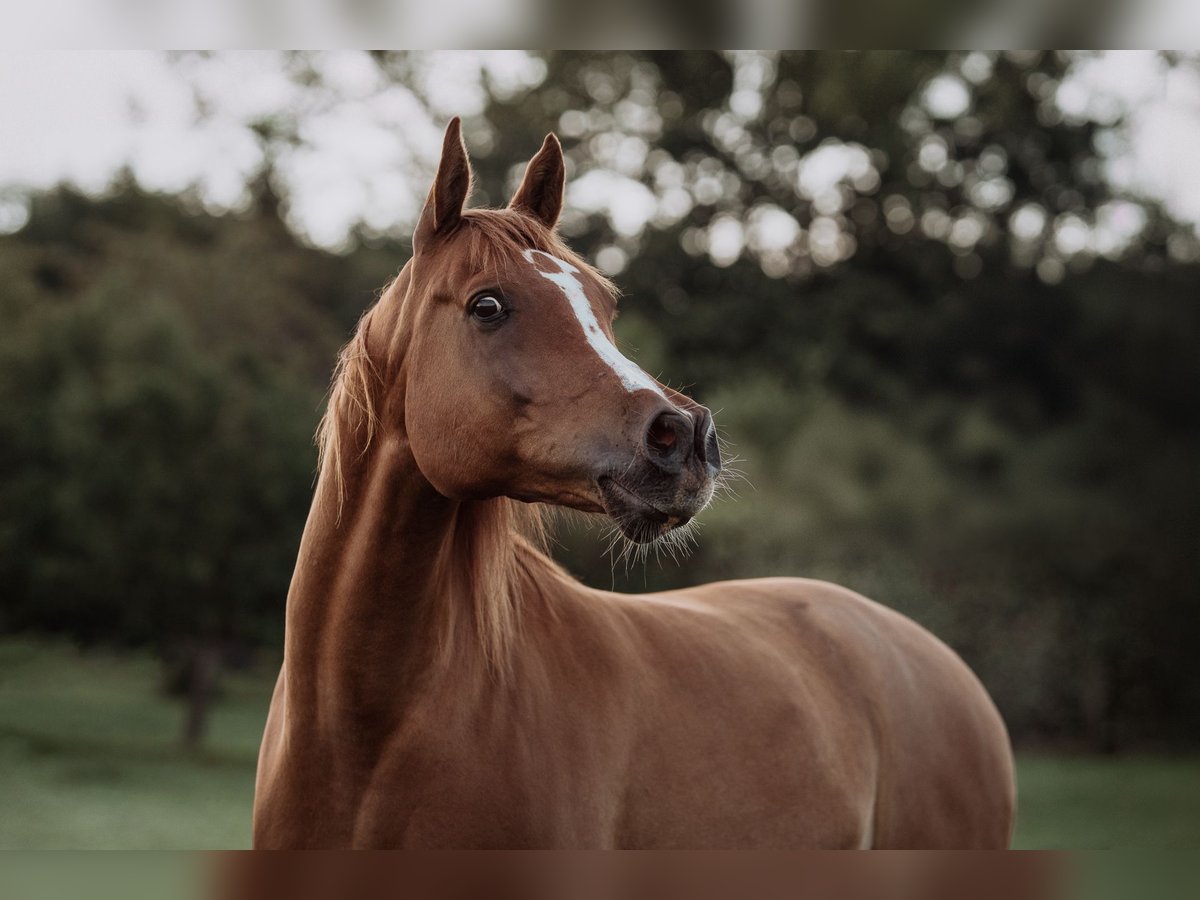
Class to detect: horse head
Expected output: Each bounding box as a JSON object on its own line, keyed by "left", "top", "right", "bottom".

{"left": 379, "top": 118, "right": 721, "bottom": 544}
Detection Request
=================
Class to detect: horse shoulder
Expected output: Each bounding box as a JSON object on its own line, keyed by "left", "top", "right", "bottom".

{"left": 252, "top": 665, "right": 292, "bottom": 847}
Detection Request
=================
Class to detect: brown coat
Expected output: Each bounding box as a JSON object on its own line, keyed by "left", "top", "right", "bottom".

{"left": 253, "top": 119, "right": 1014, "bottom": 849}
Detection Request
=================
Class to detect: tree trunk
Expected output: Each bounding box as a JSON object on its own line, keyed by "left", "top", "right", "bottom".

{"left": 1082, "top": 649, "right": 1121, "bottom": 755}
{"left": 183, "top": 640, "right": 221, "bottom": 749}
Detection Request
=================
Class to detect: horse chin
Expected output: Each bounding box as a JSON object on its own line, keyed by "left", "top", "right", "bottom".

{"left": 596, "top": 476, "right": 691, "bottom": 544}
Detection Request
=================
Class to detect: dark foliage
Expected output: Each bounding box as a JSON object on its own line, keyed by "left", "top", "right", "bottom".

{"left": 1, "top": 52, "right": 1197, "bottom": 750}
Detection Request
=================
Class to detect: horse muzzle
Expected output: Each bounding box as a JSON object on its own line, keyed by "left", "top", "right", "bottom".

{"left": 596, "top": 402, "right": 720, "bottom": 543}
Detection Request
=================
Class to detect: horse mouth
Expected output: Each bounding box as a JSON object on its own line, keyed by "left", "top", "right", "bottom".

{"left": 596, "top": 476, "right": 690, "bottom": 543}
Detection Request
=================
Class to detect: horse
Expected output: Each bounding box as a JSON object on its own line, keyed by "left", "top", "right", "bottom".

{"left": 252, "top": 118, "right": 1015, "bottom": 849}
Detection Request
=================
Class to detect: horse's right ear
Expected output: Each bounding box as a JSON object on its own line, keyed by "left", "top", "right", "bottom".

{"left": 414, "top": 117, "right": 472, "bottom": 253}
{"left": 509, "top": 132, "right": 565, "bottom": 228}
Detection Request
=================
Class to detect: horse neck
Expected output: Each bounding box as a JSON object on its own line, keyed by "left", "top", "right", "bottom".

{"left": 283, "top": 413, "right": 539, "bottom": 742}
{"left": 281, "top": 263, "right": 567, "bottom": 738}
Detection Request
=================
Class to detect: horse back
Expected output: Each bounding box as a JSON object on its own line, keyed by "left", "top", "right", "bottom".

{"left": 649, "top": 577, "right": 1015, "bottom": 848}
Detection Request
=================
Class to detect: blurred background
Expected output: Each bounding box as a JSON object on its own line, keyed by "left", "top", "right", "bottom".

{"left": 0, "top": 51, "right": 1198, "bottom": 848}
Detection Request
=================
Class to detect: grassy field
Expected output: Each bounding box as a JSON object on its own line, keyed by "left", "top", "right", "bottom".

{"left": 1, "top": 638, "right": 1198, "bottom": 849}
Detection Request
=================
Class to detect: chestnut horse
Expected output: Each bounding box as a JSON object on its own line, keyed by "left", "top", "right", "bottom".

{"left": 253, "top": 119, "right": 1014, "bottom": 848}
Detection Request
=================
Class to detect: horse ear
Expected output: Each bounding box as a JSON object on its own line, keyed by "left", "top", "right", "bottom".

{"left": 414, "top": 117, "right": 473, "bottom": 253}
{"left": 509, "top": 133, "right": 565, "bottom": 229}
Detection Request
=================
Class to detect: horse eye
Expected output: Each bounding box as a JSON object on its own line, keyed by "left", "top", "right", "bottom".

{"left": 469, "top": 294, "right": 507, "bottom": 324}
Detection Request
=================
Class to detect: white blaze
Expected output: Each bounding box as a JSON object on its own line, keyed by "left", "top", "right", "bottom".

{"left": 523, "top": 249, "right": 666, "bottom": 399}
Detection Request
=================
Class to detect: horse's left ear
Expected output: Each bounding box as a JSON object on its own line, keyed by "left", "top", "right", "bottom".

{"left": 414, "top": 117, "right": 473, "bottom": 253}
{"left": 509, "top": 133, "right": 565, "bottom": 229}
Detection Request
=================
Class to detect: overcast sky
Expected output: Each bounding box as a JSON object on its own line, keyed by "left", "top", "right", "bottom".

{"left": 1, "top": 52, "right": 1198, "bottom": 249}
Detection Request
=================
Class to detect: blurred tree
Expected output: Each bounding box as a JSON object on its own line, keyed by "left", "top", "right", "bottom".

{"left": 2, "top": 52, "right": 1198, "bottom": 752}
{"left": 0, "top": 181, "right": 403, "bottom": 745}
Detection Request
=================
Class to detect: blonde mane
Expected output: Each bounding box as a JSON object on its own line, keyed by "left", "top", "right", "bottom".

{"left": 317, "top": 317, "right": 382, "bottom": 517}
{"left": 313, "top": 208, "right": 595, "bottom": 670}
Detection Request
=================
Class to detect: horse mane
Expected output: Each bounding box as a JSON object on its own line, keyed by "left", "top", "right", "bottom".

{"left": 314, "top": 207, "right": 603, "bottom": 671}
{"left": 317, "top": 316, "right": 382, "bottom": 518}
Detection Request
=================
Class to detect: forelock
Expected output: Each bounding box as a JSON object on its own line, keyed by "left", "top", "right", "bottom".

{"left": 459, "top": 209, "right": 619, "bottom": 304}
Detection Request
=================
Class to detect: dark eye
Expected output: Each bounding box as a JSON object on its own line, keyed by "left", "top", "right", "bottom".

{"left": 469, "top": 294, "right": 507, "bottom": 325}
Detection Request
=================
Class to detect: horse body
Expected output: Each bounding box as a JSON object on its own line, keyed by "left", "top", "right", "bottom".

{"left": 254, "top": 415, "right": 1012, "bottom": 850}
{"left": 253, "top": 119, "right": 1014, "bottom": 848}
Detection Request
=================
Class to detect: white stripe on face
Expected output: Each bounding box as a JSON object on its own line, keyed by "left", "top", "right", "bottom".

{"left": 523, "top": 249, "right": 666, "bottom": 399}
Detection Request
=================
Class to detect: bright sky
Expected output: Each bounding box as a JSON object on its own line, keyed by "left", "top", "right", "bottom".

{"left": 1, "top": 52, "right": 1198, "bottom": 249}
{"left": 0, "top": 51, "right": 538, "bottom": 246}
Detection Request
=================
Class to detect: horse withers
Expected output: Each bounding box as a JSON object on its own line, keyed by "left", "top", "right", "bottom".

{"left": 253, "top": 118, "right": 1015, "bottom": 848}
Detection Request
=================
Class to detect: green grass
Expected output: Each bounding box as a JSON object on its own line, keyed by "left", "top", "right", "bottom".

{"left": 1013, "top": 754, "right": 1200, "bottom": 848}
{"left": 1, "top": 638, "right": 1197, "bottom": 848}
{"left": 0, "top": 639, "right": 268, "bottom": 849}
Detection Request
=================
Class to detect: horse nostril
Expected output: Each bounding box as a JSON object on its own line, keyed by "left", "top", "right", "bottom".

{"left": 645, "top": 412, "right": 680, "bottom": 456}
{"left": 644, "top": 409, "right": 702, "bottom": 475}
